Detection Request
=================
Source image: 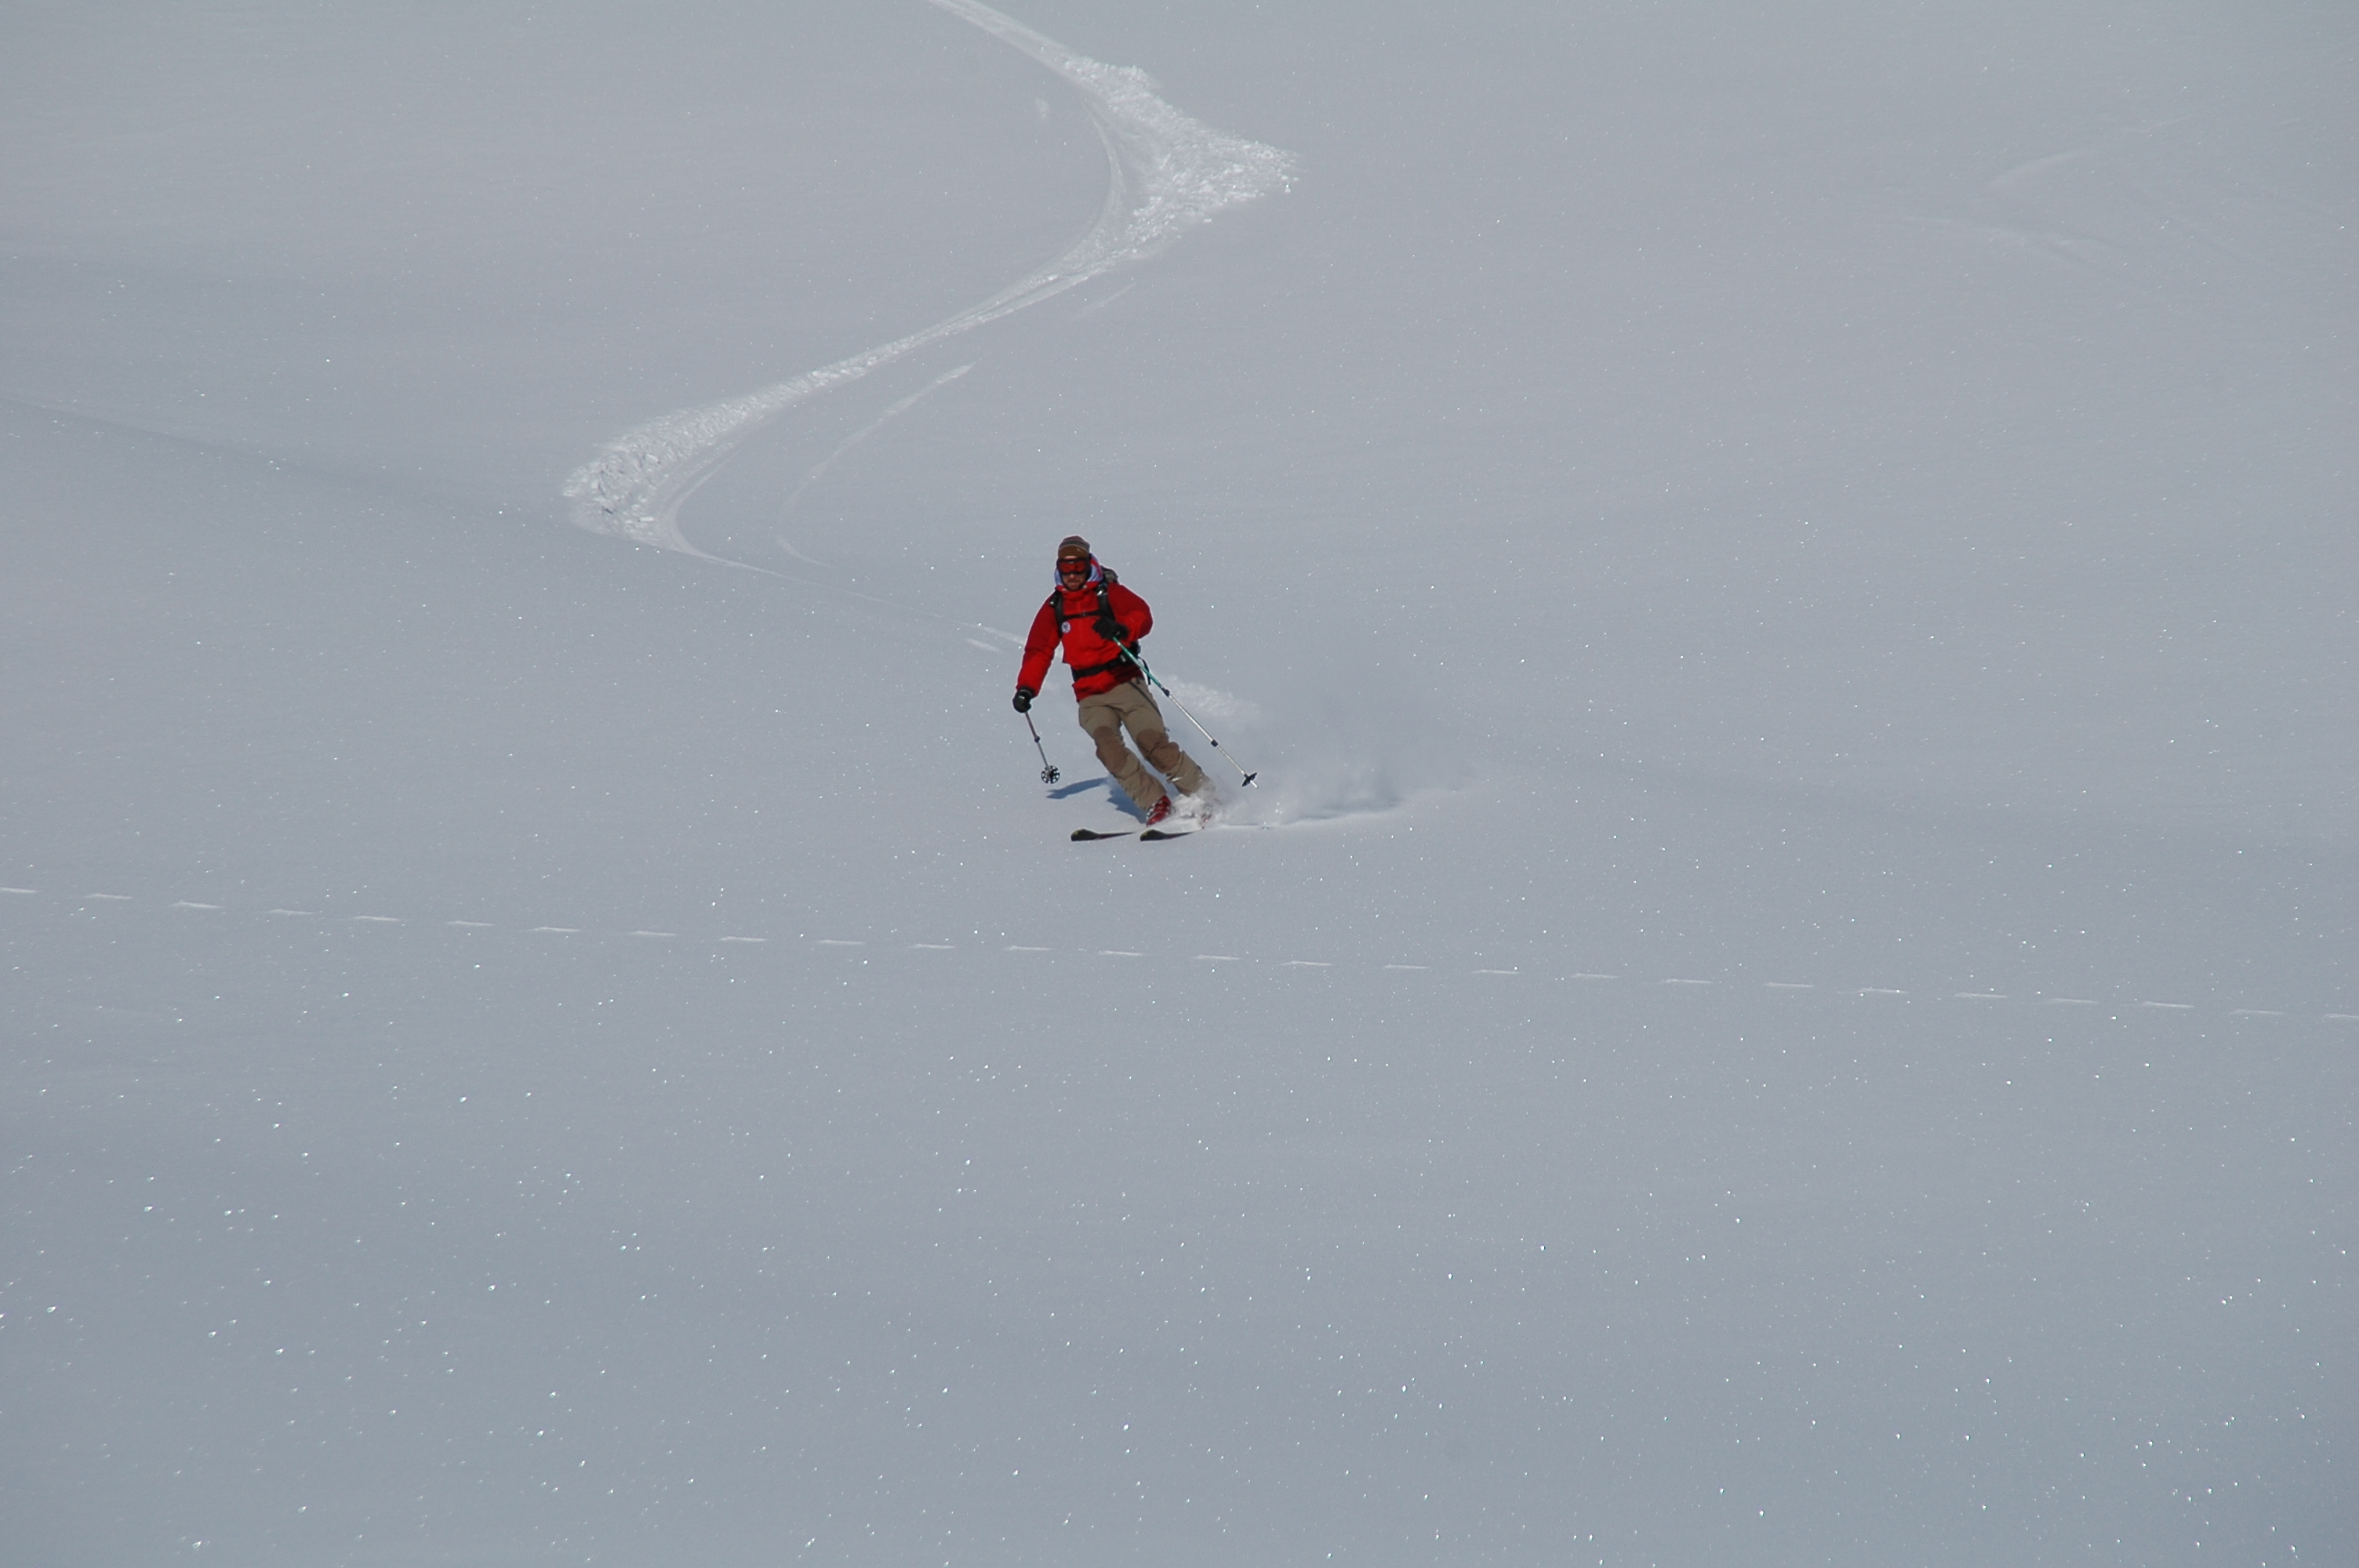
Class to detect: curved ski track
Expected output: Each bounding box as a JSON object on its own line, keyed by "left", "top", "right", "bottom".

{"left": 563, "top": 0, "right": 1295, "bottom": 554}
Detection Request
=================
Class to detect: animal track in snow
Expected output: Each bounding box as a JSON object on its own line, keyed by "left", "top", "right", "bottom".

{"left": 13, "top": 887, "right": 2347, "bottom": 1025}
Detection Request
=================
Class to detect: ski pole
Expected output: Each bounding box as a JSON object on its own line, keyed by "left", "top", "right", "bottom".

{"left": 1118, "top": 646, "right": 1258, "bottom": 786}
{"left": 1020, "top": 707, "right": 1060, "bottom": 785}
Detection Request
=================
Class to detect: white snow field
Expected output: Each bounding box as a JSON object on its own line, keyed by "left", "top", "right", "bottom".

{"left": 2, "top": 2, "right": 2351, "bottom": 1563}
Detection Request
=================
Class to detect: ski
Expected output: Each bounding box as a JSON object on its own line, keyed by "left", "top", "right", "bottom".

{"left": 1071, "top": 828, "right": 1136, "bottom": 841}
{"left": 1139, "top": 826, "right": 1201, "bottom": 840}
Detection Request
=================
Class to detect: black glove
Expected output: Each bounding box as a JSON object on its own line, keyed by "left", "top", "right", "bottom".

{"left": 1012, "top": 687, "right": 1034, "bottom": 713}
{"left": 1094, "top": 615, "right": 1124, "bottom": 642}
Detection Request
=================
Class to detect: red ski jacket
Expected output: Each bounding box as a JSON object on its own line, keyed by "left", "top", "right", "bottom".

{"left": 1019, "top": 574, "right": 1154, "bottom": 701}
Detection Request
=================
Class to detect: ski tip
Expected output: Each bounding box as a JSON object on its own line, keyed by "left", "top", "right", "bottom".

{"left": 1072, "top": 828, "right": 1135, "bottom": 841}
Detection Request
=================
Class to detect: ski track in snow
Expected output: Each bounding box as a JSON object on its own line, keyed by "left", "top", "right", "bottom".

{"left": 777, "top": 362, "right": 973, "bottom": 532}
{"left": 562, "top": 0, "right": 1295, "bottom": 554}
{"left": 10, "top": 887, "right": 2350, "bottom": 1025}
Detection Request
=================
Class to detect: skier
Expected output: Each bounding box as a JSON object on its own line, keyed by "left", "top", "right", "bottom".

{"left": 1013, "top": 536, "right": 1210, "bottom": 827}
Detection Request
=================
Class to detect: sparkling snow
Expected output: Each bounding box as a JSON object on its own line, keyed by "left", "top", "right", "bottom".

{"left": 2, "top": 2, "right": 2350, "bottom": 1563}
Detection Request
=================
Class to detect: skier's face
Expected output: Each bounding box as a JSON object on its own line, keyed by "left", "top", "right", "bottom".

{"left": 1058, "top": 557, "right": 1090, "bottom": 586}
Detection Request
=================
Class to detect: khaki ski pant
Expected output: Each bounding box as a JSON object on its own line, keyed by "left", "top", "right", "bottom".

{"left": 1076, "top": 679, "right": 1207, "bottom": 811}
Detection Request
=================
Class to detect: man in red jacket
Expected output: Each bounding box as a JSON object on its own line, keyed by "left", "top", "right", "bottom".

{"left": 1013, "top": 535, "right": 1209, "bottom": 827}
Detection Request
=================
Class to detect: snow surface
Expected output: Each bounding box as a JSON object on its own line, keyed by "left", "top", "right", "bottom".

{"left": 2, "top": 2, "right": 2352, "bottom": 1563}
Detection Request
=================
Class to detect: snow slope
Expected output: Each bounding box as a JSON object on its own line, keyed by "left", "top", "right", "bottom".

{"left": 2, "top": 2, "right": 2351, "bottom": 1563}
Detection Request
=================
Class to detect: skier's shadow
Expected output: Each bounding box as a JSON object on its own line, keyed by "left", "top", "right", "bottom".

{"left": 1049, "top": 776, "right": 1146, "bottom": 820}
